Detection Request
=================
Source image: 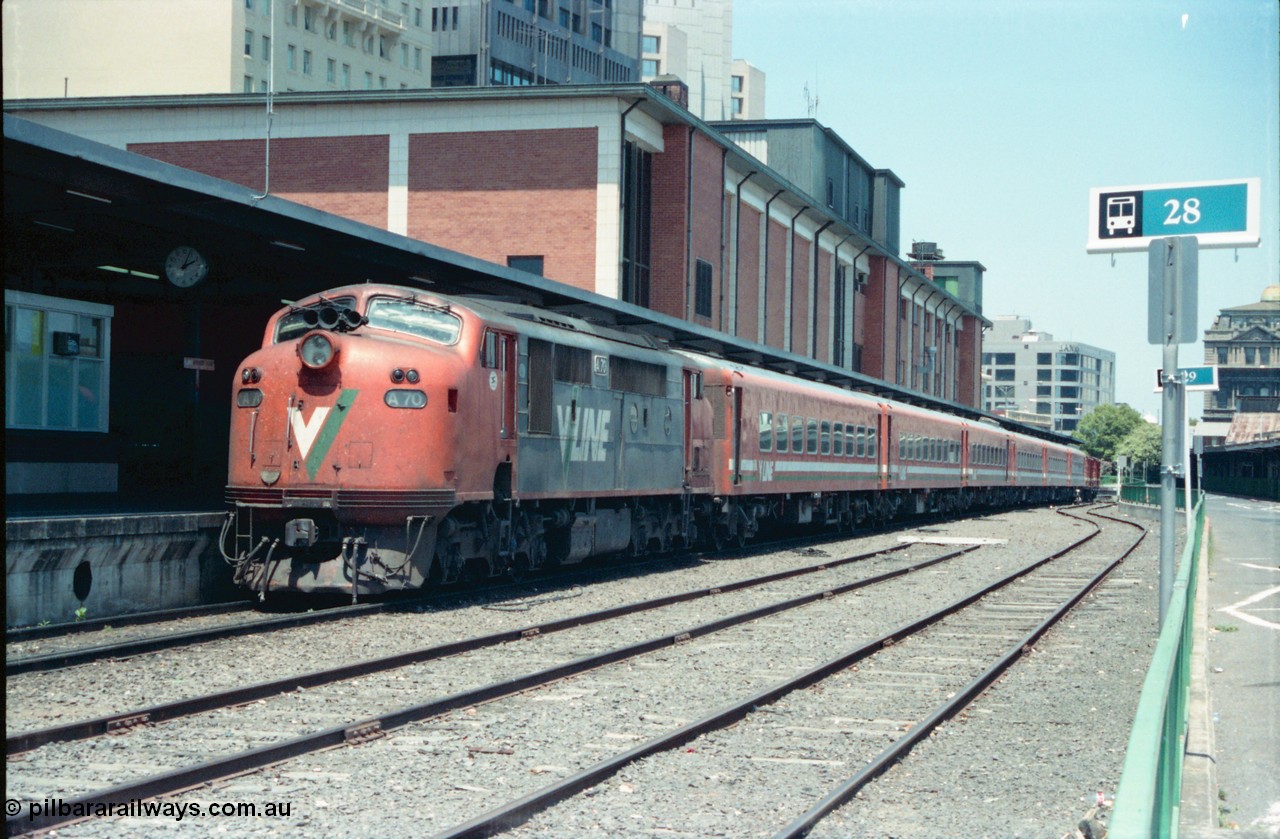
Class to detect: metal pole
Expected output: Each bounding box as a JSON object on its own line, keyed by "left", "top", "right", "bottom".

{"left": 1158, "top": 238, "right": 1180, "bottom": 625}
{"left": 1183, "top": 381, "right": 1193, "bottom": 536}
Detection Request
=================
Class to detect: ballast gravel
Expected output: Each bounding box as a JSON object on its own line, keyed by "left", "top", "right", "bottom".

{"left": 5, "top": 506, "right": 1173, "bottom": 838}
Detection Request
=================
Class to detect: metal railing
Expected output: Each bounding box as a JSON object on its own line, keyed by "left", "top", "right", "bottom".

{"left": 1119, "top": 483, "right": 1200, "bottom": 510}
{"left": 1109, "top": 498, "right": 1205, "bottom": 838}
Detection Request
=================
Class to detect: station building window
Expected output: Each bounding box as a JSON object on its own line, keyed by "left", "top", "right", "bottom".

{"left": 5, "top": 291, "right": 112, "bottom": 432}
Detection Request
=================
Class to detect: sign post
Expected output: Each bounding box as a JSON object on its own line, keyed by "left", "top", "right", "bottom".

{"left": 1092, "top": 178, "right": 1258, "bottom": 625}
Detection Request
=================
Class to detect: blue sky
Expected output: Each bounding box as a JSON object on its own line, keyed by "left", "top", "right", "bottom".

{"left": 735, "top": 0, "right": 1279, "bottom": 419}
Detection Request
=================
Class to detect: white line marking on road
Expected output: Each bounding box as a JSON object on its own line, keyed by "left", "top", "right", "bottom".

{"left": 1219, "top": 585, "right": 1280, "bottom": 631}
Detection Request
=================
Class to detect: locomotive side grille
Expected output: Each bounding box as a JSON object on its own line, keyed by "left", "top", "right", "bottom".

{"left": 226, "top": 487, "right": 457, "bottom": 511}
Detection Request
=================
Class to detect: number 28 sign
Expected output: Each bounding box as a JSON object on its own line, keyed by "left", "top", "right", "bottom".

{"left": 1087, "top": 177, "right": 1260, "bottom": 253}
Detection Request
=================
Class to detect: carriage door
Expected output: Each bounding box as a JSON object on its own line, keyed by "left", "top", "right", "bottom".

{"left": 879, "top": 408, "right": 892, "bottom": 490}
{"left": 682, "top": 369, "right": 711, "bottom": 488}
{"left": 960, "top": 427, "right": 970, "bottom": 488}
{"left": 483, "top": 330, "right": 517, "bottom": 445}
{"left": 731, "top": 386, "right": 744, "bottom": 485}
{"left": 1006, "top": 440, "right": 1016, "bottom": 484}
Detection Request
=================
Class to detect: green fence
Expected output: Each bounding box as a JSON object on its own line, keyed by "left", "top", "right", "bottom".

{"left": 1119, "top": 483, "right": 1200, "bottom": 510}
{"left": 1109, "top": 498, "right": 1205, "bottom": 838}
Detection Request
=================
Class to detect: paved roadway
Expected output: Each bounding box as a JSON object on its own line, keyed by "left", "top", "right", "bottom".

{"left": 1184, "top": 494, "right": 1280, "bottom": 838}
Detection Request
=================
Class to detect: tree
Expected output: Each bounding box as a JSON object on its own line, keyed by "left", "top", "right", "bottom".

{"left": 1116, "top": 422, "right": 1163, "bottom": 481}
{"left": 1074, "top": 403, "right": 1145, "bottom": 462}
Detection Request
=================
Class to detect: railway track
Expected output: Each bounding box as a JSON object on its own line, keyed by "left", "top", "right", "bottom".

{"left": 438, "top": 505, "right": 1144, "bottom": 838}
{"left": 5, "top": 506, "right": 1136, "bottom": 837}
{"left": 3, "top": 510, "right": 983, "bottom": 675}
{"left": 6, "top": 530, "right": 985, "bottom": 834}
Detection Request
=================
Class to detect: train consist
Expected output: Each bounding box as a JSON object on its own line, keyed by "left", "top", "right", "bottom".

{"left": 223, "top": 284, "right": 1099, "bottom": 596}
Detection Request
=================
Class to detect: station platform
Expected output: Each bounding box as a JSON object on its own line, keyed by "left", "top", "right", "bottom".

{"left": 5, "top": 494, "right": 237, "bottom": 628}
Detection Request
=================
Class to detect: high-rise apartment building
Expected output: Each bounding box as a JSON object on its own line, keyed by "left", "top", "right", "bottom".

{"left": 641, "top": 0, "right": 750, "bottom": 121}
{"left": 729, "top": 59, "right": 765, "bottom": 120}
{"left": 1202, "top": 285, "right": 1280, "bottom": 420}
{"left": 2, "top": 0, "right": 640, "bottom": 99}
{"left": 982, "top": 316, "right": 1115, "bottom": 432}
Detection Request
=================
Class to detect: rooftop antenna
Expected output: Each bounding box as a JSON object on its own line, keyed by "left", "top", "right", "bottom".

{"left": 803, "top": 82, "right": 819, "bottom": 118}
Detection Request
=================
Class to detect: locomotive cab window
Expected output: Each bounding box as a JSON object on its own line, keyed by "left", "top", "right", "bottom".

{"left": 365, "top": 297, "right": 462, "bottom": 345}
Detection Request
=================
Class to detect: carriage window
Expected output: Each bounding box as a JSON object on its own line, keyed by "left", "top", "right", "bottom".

{"left": 807, "top": 419, "right": 819, "bottom": 454}
{"left": 759, "top": 412, "right": 773, "bottom": 452}
{"left": 820, "top": 421, "right": 831, "bottom": 455}
{"left": 792, "top": 417, "right": 805, "bottom": 453}
{"left": 833, "top": 423, "right": 844, "bottom": 456}
{"left": 856, "top": 426, "right": 866, "bottom": 458}
{"left": 776, "top": 414, "right": 789, "bottom": 452}
{"left": 867, "top": 428, "right": 877, "bottom": 460}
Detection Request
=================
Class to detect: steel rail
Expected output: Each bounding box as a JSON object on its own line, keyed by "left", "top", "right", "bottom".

{"left": 4, "top": 599, "right": 400, "bottom": 676}
{"left": 772, "top": 505, "right": 1147, "bottom": 838}
{"left": 5, "top": 600, "right": 255, "bottom": 643}
{"left": 6, "top": 542, "right": 977, "bottom": 836}
{"left": 6, "top": 542, "right": 911, "bottom": 755}
{"left": 431, "top": 507, "right": 1110, "bottom": 839}
{"left": 4, "top": 521, "right": 907, "bottom": 676}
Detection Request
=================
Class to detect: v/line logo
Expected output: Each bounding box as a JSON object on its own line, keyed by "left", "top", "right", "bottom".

{"left": 288, "top": 390, "right": 359, "bottom": 478}
{"left": 556, "top": 404, "right": 611, "bottom": 463}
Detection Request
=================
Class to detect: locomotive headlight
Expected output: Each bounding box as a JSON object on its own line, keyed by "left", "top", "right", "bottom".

{"left": 240, "top": 367, "right": 262, "bottom": 384}
{"left": 384, "top": 389, "right": 427, "bottom": 409}
{"left": 406, "top": 369, "right": 420, "bottom": 383}
{"left": 299, "top": 332, "right": 336, "bottom": 369}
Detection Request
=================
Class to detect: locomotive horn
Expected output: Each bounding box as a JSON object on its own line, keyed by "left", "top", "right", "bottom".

{"left": 317, "top": 306, "right": 341, "bottom": 329}
{"left": 340, "top": 308, "right": 364, "bottom": 330}
{"left": 301, "top": 308, "right": 320, "bottom": 328}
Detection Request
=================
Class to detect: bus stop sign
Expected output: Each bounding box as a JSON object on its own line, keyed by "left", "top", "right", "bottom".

{"left": 1087, "top": 177, "right": 1260, "bottom": 253}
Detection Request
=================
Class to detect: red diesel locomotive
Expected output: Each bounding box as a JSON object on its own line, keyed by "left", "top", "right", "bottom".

{"left": 222, "top": 284, "right": 1099, "bottom": 596}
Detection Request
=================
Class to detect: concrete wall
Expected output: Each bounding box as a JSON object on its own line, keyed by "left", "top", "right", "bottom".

{"left": 5, "top": 512, "right": 238, "bottom": 627}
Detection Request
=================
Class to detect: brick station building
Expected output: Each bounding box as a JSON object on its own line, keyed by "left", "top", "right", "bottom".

{"left": 7, "top": 83, "right": 986, "bottom": 407}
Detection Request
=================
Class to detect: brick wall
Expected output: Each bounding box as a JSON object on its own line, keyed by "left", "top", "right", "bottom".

{"left": 790, "top": 235, "right": 811, "bottom": 355}
{"left": 955, "top": 317, "right": 981, "bottom": 407}
{"left": 734, "top": 203, "right": 762, "bottom": 342}
{"left": 689, "top": 134, "right": 725, "bottom": 328}
{"left": 129, "top": 137, "right": 389, "bottom": 230}
{"left": 764, "top": 219, "right": 788, "bottom": 347}
{"left": 814, "top": 250, "right": 831, "bottom": 363}
{"left": 650, "top": 126, "right": 692, "bottom": 318}
{"left": 407, "top": 128, "right": 597, "bottom": 292}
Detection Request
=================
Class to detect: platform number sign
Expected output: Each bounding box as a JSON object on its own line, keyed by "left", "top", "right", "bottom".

{"left": 1087, "top": 178, "right": 1260, "bottom": 253}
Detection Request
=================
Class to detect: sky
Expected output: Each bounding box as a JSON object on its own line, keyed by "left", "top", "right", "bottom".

{"left": 734, "top": 0, "right": 1279, "bottom": 419}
